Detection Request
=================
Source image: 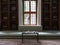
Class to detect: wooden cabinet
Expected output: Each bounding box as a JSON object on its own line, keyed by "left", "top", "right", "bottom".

{"left": 0, "top": 0, "right": 18, "bottom": 30}
{"left": 41, "top": 0, "right": 59, "bottom": 30}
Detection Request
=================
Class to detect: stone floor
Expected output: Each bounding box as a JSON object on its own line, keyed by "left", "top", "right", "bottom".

{"left": 0, "top": 39, "right": 59, "bottom": 45}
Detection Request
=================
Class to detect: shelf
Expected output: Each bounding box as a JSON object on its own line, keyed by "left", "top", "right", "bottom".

{"left": 0, "top": 0, "right": 18, "bottom": 30}
{"left": 42, "top": 0, "right": 59, "bottom": 30}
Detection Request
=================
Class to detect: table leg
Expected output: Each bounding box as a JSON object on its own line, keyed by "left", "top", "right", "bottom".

{"left": 22, "top": 33, "right": 23, "bottom": 43}
{"left": 37, "top": 33, "right": 39, "bottom": 43}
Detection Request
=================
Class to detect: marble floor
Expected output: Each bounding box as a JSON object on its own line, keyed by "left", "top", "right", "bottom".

{"left": 0, "top": 39, "right": 59, "bottom": 45}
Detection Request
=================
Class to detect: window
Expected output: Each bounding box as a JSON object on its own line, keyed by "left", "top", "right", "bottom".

{"left": 23, "top": 0, "right": 37, "bottom": 25}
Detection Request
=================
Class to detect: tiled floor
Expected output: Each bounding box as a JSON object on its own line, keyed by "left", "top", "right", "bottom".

{"left": 0, "top": 39, "right": 59, "bottom": 45}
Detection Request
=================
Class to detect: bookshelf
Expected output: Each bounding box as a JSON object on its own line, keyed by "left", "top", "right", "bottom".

{"left": 42, "top": 0, "right": 59, "bottom": 30}
{"left": 0, "top": 0, "right": 18, "bottom": 30}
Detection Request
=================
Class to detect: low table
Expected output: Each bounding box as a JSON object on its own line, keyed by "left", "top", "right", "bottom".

{"left": 22, "top": 31, "right": 39, "bottom": 43}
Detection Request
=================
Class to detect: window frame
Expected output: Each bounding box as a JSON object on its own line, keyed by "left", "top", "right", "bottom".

{"left": 22, "top": 0, "right": 37, "bottom": 25}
